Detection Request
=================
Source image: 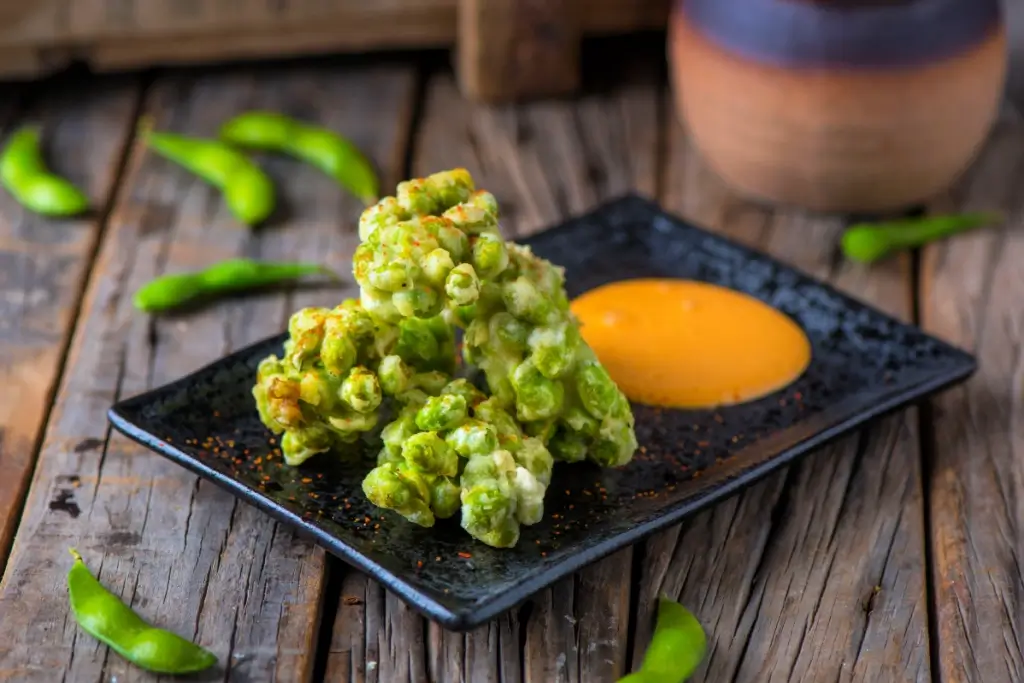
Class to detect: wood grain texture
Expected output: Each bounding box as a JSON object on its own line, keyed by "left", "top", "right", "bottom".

{"left": 60, "top": 0, "right": 667, "bottom": 39}
{"left": 0, "top": 0, "right": 668, "bottom": 88}
{"left": 625, "top": 116, "right": 932, "bottom": 682}
{"left": 0, "top": 78, "right": 140, "bottom": 572}
{"left": 921, "top": 104, "right": 1024, "bottom": 683}
{"left": 458, "top": 0, "right": 580, "bottom": 102}
{"left": 85, "top": 0, "right": 667, "bottom": 77}
{"left": 326, "top": 64, "right": 659, "bottom": 682}
{"left": 0, "top": 63, "right": 416, "bottom": 682}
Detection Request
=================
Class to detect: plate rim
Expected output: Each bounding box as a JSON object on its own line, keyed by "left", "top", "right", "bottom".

{"left": 106, "top": 194, "right": 979, "bottom": 630}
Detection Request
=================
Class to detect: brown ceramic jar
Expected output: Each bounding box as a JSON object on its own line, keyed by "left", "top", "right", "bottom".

{"left": 669, "top": 0, "right": 1007, "bottom": 212}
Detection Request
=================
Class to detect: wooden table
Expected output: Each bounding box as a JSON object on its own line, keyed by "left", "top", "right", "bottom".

{"left": 0, "top": 45, "right": 1020, "bottom": 683}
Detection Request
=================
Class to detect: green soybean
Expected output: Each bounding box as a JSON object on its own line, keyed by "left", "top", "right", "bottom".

{"left": 220, "top": 110, "right": 379, "bottom": 205}
{"left": 841, "top": 212, "right": 1002, "bottom": 263}
{"left": 143, "top": 125, "right": 275, "bottom": 226}
{"left": 618, "top": 597, "right": 706, "bottom": 683}
{"left": 0, "top": 126, "right": 89, "bottom": 217}
{"left": 67, "top": 548, "right": 218, "bottom": 675}
{"left": 133, "top": 258, "right": 337, "bottom": 312}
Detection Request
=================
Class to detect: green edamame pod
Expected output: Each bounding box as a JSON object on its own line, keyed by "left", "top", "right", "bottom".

{"left": 618, "top": 597, "right": 706, "bottom": 683}
{"left": 67, "top": 549, "right": 217, "bottom": 675}
{"left": 143, "top": 125, "right": 275, "bottom": 226}
{"left": 841, "top": 211, "right": 1002, "bottom": 263}
{"left": 0, "top": 126, "right": 89, "bottom": 217}
{"left": 133, "top": 258, "right": 337, "bottom": 312}
{"left": 220, "top": 111, "right": 379, "bottom": 205}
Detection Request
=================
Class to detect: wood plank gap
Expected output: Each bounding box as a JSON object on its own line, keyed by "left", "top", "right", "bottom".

{"left": 902, "top": 246, "right": 941, "bottom": 683}
{"left": 911, "top": 239, "right": 948, "bottom": 683}
{"left": 401, "top": 60, "right": 433, "bottom": 181}
{"left": 421, "top": 604, "right": 434, "bottom": 681}
{"left": 916, "top": 395, "right": 944, "bottom": 683}
{"left": 622, "top": 537, "right": 646, "bottom": 674}
{"left": 311, "top": 555, "right": 346, "bottom": 683}
{"left": 517, "top": 601, "right": 533, "bottom": 681}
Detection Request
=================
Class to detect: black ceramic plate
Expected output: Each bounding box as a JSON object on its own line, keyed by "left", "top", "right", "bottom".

{"left": 108, "top": 195, "right": 976, "bottom": 630}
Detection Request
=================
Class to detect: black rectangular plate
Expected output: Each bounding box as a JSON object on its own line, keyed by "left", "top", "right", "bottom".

{"left": 108, "top": 195, "right": 976, "bottom": 631}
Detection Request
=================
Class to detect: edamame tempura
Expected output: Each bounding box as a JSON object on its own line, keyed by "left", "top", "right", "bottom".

{"left": 252, "top": 168, "right": 638, "bottom": 548}
{"left": 252, "top": 300, "right": 453, "bottom": 465}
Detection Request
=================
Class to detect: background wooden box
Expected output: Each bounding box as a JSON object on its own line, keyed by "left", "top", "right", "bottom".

{"left": 0, "top": 0, "right": 670, "bottom": 102}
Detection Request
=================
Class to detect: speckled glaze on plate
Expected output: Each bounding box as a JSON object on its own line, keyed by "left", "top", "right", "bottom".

{"left": 108, "top": 195, "right": 976, "bottom": 630}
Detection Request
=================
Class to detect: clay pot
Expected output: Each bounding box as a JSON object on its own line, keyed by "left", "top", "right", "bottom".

{"left": 668, "top": 0, "right": 1007, "bottom": 213}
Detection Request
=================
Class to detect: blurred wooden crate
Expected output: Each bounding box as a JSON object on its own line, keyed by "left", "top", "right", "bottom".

{"left": 0, "top": 0, "right": 670, "bottom": 102}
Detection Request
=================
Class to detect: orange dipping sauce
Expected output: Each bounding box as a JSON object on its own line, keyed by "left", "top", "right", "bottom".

{"left": 570, "top": 279, "right": 811, "bottom": 409}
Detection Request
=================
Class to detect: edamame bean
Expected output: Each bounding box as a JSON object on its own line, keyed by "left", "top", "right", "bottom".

{"left": 133, "top": 258, "right": 336, "bottom": 313}
{"left": 618, "top": 597, "right": 706, "bottom": 683}
{"left": 67, "top": 548, "right": 218, "bottom": 675}
{"left": 220, "top": 110, "right": 379, "bottom": 205}
{"left": 0, "top": 126, "right": 89, "bottom": 217}
{"left": 402, "top": 431, "right": 459, "bottom": 476}
{"left": 143, "top": 124, "right": 275, "bottom": 226}
{"left": 362, "top": 461, "right": 436, "bottom": 526}
{"left": 415, "top": 394, "right": 469, "bottom": 432}
{"left": 430, "top": 476, "right": 462, "bottom": 519}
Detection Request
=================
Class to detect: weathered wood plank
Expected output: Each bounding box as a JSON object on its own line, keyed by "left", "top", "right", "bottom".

{"left": 326, "top": 63, "right": 659, "bottom": 682}
{"left": 0, "top": 63, "right": 417, "bottom": 682}
{"left": 626, "top": 115, "right": 932, "bottom": 682}
{"left": 457, "top": 0, "right": 580, "bottom": 103}
{"left": 0, "top": 0, "right": 668, "bottom": 86}
{"left": 0, "top": 78, "right": 141, "bottom": 572}
{"left": 921, "top": 105, "right": 1024, "bottom": 683}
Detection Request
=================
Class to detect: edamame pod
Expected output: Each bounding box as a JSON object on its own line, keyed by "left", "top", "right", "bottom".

{"left": 841, "top": 211, "right": 1002, "bottom": 263}
{"left": 144, "top": 127, "right": 275, "bottom": 226}
{"left": 0, "top": 126, "right": 89, "bottom": 217}
{"left": 67, "top": 549, "right": 218, "bottom": 675}
{"left": 133, "top": 258, "right": 337, "bottom": 313}
{"left": 618, "top": 597, "right": 706, "bottom": 683}
{"left": 220, "top": 110, "right": 379, "bottom": 205}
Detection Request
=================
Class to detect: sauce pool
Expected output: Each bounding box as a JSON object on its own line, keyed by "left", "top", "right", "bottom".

{"left": 570, "top": 279, "right": 811, "bottom": 409}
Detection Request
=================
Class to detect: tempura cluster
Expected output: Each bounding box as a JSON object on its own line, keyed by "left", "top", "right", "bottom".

{"left": 253, "top": 169, "right": 637, "bottom": 548}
